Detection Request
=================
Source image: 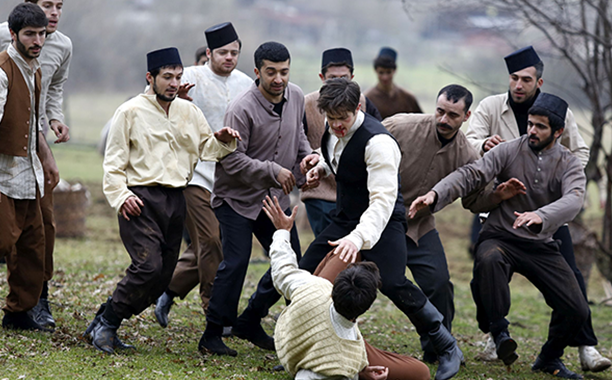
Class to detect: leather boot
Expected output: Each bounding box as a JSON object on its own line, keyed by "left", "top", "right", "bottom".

{"left": 84, "top": 298, "right": 134, "bottom": 352}
{"left": 91, "top": 316, "right": 120, "bottom": 354}
{"left": 154, "top": 291, "right": 174, "bottom": 328}
{"left": 29, "top": 298, "right": 55, "bottom": 328}
{"left": 493, "top": 330, "right": 518, "bottom": 366}
{"left": 233, "top": 311, "right": 275, "bottom": 351}
{"left": 408, "top": 301, "right": 463, "bottom": 380}
{"left": 3, "top": 311, "right": 53, "bottom": 333}
{"left": 198, "top": 322, "right": 237, "bottom": 356}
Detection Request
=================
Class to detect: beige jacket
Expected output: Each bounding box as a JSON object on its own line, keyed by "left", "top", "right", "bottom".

{"left": 466, "top": 92, "right": 589, "bottom": 168}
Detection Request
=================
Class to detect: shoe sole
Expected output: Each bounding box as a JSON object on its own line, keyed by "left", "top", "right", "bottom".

{"left": 198, "top": 345, "right": 237, "bottom": 357}
{"left": 497, "top": 339, "right": 518, "bottom": 366}
{"left": 232, "top": 330, "right": 275, "bottom": 351}
{"left": 582, "top": 361, "right": 612, "bottom": 373}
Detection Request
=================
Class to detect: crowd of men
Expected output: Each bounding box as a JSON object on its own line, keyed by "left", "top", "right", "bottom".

{"left": 0, "top": 1, "right": 611, "bottom": 380}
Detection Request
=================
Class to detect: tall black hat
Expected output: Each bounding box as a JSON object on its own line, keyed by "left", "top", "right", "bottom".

{"left": 147, "top": 47, "right": 182, "bottom": 72}
{"left": 321, "top": 48, "right": 353, "bottom": 69}
{"left": 205, "top": 22, "right": 239, "bottom": 50}
{"left": 504, "top": 46, "right": 541, "bottom": 74}
{"left": 377, "top": 47, "right": 397, "bottom": 62}
{"left": 531, "top": 93, "right": 568, "bottom": 121}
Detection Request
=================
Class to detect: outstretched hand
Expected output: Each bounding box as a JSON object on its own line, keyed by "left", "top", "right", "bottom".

{"left": 300, "top": 153, "right": 319, "bottom": 175}
{"left": 408, "top": 191, "right": 437, "bottom": 219}
{"left": 178, "top": 82, "right": 195, "bottom": 101}
{"left": 262, "top": 195, "right": 298, "bottom": 231}
{"left": 513, "top": 211, "right": 542, "bottom": 229}
{"left": 492, "top": 178, "right": 526, "bottom": 203}
{"left": 328, "top": 238, "right": 358, "bottom": 263}
{"left": 214, "top": 126, "right": 242, "bottom": 144}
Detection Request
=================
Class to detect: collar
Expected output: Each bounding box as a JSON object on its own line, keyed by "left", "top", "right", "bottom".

{"left": 142, "top": 93, "right": 173, "bottom": 114}
{"left": 204, "top": 62, "right": 230, "bottom": 82}
{"left": 331, "top": 304, "right": 357, "bottom": 330}
{"left": 252, "top": 81, "right": 290, "bottom": 115}
{"left": 8, "top": 44, "right": 40, "bottom": 73}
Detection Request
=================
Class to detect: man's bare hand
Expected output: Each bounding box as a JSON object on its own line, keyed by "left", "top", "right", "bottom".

{"left": 491, "top": 178, "right": 526, "bottom": 203}
{"left": 300, "top": 153, "right": 319, "bottom": 175}
{"left": 49, "top": 119, "right": 70, "bottom": 143}
{"left": 277, "top": 168, "right": 296, "bottom": 195}
{"left": 483, "top": 134, "right": 505, "bottom": 152}
{"left": 328, "top": 238, "right": 359, "bottom": 263}
{"left": 408, "top": 191, "right": 437, "bottom": 219}
{"left": 43, "top": 159, "right": 59, "bottom": 189}
{"left": 359, "top": 366, "right": 389, "bottom": 380}
{"left": 262, "top": 195, "right": 297, "bottom": 231}
{"left": 214, "top": 126, "right": 241, "bottom": 144}
{"left": 304, "top": 166, "right": 323, "bottom": 191}
{"left": 178, "top": 82, "right": 195, "bottom": 101}
{"left": 120, "top": 196, "right": 144, "bottom": 221}
{"left": 513, "top": 211, "right": 542, "bottom": 229}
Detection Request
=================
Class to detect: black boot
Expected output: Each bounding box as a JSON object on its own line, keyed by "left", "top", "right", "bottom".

{"left": 198, "top": 322, "right": 237, "bottom": 356}
{"left": 532, "top": 356, "right": 583, "bottom": 379}
{"left": 154, "top": 291, "right": 174, "bottom": 328}
{"left": 84, "top": 298, "right": 134, "bottom": 353}
{"left": 29, "top": 298, "right": 56, "bottom": 328}
{"left": 3, "top": 311, "right": 53, "bottom": 333}
{"left": 493, "top": 330, "right": 518, "bottom": 366}
{"left": 232, "top": 311, "right": 275, "bottom": 351}
{"left": 409, "top": 301, "right": 463, "bottom": 380}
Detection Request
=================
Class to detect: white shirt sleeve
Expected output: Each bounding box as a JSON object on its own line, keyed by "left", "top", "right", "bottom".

{"left": 0, "top": 68, "right": 7, "bottom": 122}
{"left": 270, "top": 229, "right": 315, "bottom": 300}
{"left": 344, "top": 134, "right": 401, "bottom": 250}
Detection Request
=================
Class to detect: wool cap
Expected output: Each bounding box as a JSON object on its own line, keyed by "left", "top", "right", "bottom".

{"left": 322, "top": 48, "right": 353, "bottom": 69}
{"left": 205, "top": 22, "right": 239, "bottom": 50}
{"left": 147, "top": 47, "right": 182, "bottom": 72}
{"left": 531, "top": 92, "right": 568, "bottom": 121}
{"left": 504, "top": 46, "right": 541, "bottom": 74}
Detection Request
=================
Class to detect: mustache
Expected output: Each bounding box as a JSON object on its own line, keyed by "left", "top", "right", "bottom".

{"left": 529, "top": 134, "right": 540, "bottom": 142}
{"left": 437, "top": 123, "right": 451, "bottom": 130}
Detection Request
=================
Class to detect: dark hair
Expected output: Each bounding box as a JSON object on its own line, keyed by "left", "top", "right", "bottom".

{"left": 8, "top": 3, "right": 48, "bottom": 35}
{"left": 317, "top": 78, "right": 361, "bottom": 116}
{"left": 438, "top": 84, "right": 473, "bottom": 113}
{"left": 321, "top": 62, "right": 354, "bottom": 77}
{"left": 210, "top": 39, "right": 242, "bottom": 54}
{"left": 147, "top": 64, "right": 183, "bottom": 84}
{"left": 373, "top": 56, "right": 396, "bottom": 70}
{"left": 528, "top": 106, "right": 564, "bottom": 132}
{"left": 332, "top": 262, "right": 381, "bottom": 321}
{"left": 254, "top": 41, "right": 290, "bottom": 70}
{"left": 195, "top": 46, "right": 208, "bottom": 62}
{"left": 534, "top": 61, "right": 544, "bottom": 80}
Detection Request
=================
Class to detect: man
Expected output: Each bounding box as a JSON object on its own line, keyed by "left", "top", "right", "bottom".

{"left": 364, "top": 47, "right": 422, "bottom": 120}
{"left": 198, "top": 41, "right": 311, "bottom": 357}
{"left": 265, "top": 195, "right": 431, "bottom": 380}
{"left": 301, "top": 47, "right": 381, "bottom": 237}
{"left": 154, "top": 22, "right": 252, "bottom": 329}
{"left": 300, "top": 78, "right": 463, "bottom": 380}
{"left": 382, "top": 84, "right": 479, "bottom": 363}
{"left": 465, "top": 46, "right": 610, "bottom": 372}
{"left": 410, "top": 93, "right": 590, "bottom": 379}
{"left": 83, "top": 47, "right": 240, "bottom": 354}
{"left": 194, "top": 45, "right": 208, "bottom": 66}
{"left": 0, "top": 0, "right": 72, "bottom": 328}
{"left": 0, "top": 3, "right": 58, "bottom": 332}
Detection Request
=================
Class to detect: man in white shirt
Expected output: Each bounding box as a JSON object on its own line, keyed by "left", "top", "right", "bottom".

{"left": 0, "top": 0, "right": 72, "bottom": 329}
{"left": 300, "top": 78, "right": 462, "bottom": 380}
{"left": 154, "top": 21, "right": 252, "bottom": 329}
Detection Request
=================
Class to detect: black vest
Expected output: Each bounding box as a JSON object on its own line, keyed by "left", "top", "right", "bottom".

{"left": 321, "top": 113, "right": 406, "bottom": 224}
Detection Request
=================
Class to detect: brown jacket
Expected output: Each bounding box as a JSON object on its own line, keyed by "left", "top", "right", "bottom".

{"left": 0, "top": 50, "right": 41, "bottom": 157}
{"left": 384, "top": 113, "right": 479, "bottom": 243}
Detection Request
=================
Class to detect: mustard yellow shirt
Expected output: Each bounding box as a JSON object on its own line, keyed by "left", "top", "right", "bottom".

{"left": 103, "top": 93, "right": 236, "bottom": 213}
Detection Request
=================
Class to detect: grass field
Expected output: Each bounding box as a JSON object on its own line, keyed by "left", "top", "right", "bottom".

{"left": 1, "top": 144, "right": 612, "bottom": 379}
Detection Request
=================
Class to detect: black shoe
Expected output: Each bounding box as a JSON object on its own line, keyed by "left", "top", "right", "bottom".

{"left": 154, "top": 292, "right": 174, "bottom": 328}
{"left": 233, "top": 321, "right": 275, "bottom": 351}
{"left": 423, "top": 351, "right": 438, "bottom": 364}
{"left": 532, "top": 356, "right": 583, "bottom": 379}
{"left": 29, "top": 298, "right": 56, "bottom": 328}
{"left": 494, "top": 331, "right": 518, "bottom": 366}
{"left": 272, "top": 364, "right": 284, "bottom": 371}
{"left": 198, "top": 334, "right": 237, "bottom": 356}
{"left": 3, "top": 311, "right": 53, "bottom": 332}
{"left": 84, "top": 298, "right": 134, "bottom": 352}
{"left": 90, "top": 316, "right": 120, "bottom": 354}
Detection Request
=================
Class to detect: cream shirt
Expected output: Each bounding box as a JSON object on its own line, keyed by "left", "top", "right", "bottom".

{"left": 314, "top": 111, "right": 401, "bottom": 251}
{"left": 181, "top": 63, "right": 252, "bottom": 192}
{"left": 103, "top": 94, "right": 236, "bottom": 213}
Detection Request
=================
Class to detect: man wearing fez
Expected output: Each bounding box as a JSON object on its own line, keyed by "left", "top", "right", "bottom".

{"left": 0, "top": 0, "right": 72, "bottom": 328}
{"left": 198, "top": 41, "right": 311, "bottom": 357}
{"left": 194, "top": 45, "right": 208, "bottom": 66}
{"left": 83, "top": 47, "right": 240, "bottom": 354}
{"left": 382, "top": 84, "right": 479, "bottom": 364}
{"left": 364, "top": 47, "right": 422, "bottom": 120}
{"left": 300, "top": 47, "right": 381, "bottom": 237}
{"left": 465, "top": 46, "right": 610, "bottom": 372}
{"left": 410, "top": 93, "right": 591, "bottom": 379}
{"left": 0, "top": 3, "right": 58, "bottom": 332}
{"left": 154, "top": 22, "right": 252, "bottom": 329}
{"left": 301, "top": 78, "right": 463, "bottom": 380}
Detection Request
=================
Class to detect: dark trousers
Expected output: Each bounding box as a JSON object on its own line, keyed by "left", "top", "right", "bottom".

{"left": 206, "top": 202, "right": 301, "bottom": 328}
{"left": 111, "top": 186, "right": 186, "bottom": 320}
{"left": 303, "top": 198, "right": 335, "bottom": 237}
{"left": 0, "top": 190, "right": 45, "bottom": 313}
{"left": 40, "top": 180, "right": 55, "bottom": 282}
{"left": 299, "top": 218, "right": 429, "bottom": 319}
{"left": 406, "top": 229, "right": 454, "bottom": 353}
{"left": 471, "top": 232, "right": 589, "bottom": 360}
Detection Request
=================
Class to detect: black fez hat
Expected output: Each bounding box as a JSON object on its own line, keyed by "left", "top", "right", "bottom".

{"left": 205, "top": 22, "right": 239, "bottom": 50}
{"left": 504, "top": 46, "right": 541, "bottom": 74}
{"left": 147, "top": 47, "right": 182, "bottom": 72}
{"left": 377, "top": 47, "right": 397, "bottom": 62}
{"left": 531, "top": 93, "right": 568, "bottom": 121}
{"left": 321, "top": 48, "right": 353, "bottom": 69}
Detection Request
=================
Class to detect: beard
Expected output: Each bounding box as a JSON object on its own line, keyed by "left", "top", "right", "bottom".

{"left": 528, "top": 133, "right": 556, "bottom": 151}
{"left": 15, "top": 37, "right": 41, "bottom": 60}
{"left": 153, "top": 80, "right": 177, "bottom": 102}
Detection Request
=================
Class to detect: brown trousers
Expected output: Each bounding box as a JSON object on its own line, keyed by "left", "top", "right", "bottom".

{"left": 40, "top": 180, "right": 55, "bottom": 282}
{"left": 0, "top": 190, "right": 45, "bottom": 313}
{"left": 168, "top": 186, "right": 222, "bottom": 311}
{"left": 314, "top": 251, "right": 431, "bottom": 380}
